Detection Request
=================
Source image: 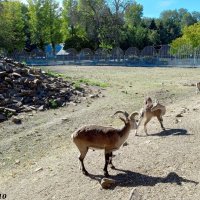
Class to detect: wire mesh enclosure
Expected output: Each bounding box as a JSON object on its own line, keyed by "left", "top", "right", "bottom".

{"left": 94, "top": 48, "right": 109, "bottom": 62}
{"left": 110, "top": 47, "right": 124, "bottom": 63}
{"left": 125, "top": 47, "right": 140, "bottom": 65}
{"left": 141, "top": 46, "right": 158, "bottom": 65}
{"left": 79, "top": 48, "right": 93, "bottom": 60}
{"left": 5, "top": 45, "right": 200, "bottom": 67}
{"left": 158, "top": 45, "right": 173, "bottom": 65}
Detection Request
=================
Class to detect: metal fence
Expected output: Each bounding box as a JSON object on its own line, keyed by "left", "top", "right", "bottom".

{"left": 3, "top": 45, "right": 200, "bottom": 67}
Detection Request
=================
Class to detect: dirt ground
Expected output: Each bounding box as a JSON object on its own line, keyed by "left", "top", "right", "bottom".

{"left": 1, "top": 66, "right": 200, "bottom": 200}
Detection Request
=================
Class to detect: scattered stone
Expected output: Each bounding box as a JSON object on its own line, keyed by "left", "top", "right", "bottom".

{"left": 38, "top": 105, "right": 45, "bottom": 111}
{"left": 123, "top": 141, "right": 128, "bottom": 147}
{"left": 12, "top": 72, "right": 21, "bottom": 78}
{"left": 175, "top": 118, "right": 182, "bottom": 124}
{"left": 4, "top": 108, "right": 17, "bottom": 114}
{"left": 89, "top": 94, "right": 99, "bottom": 98}
{"left": 100, "top": 178, "right": 116, "bottom": 189}
{"left": 61, "top": 117, "right": 70, "bottom": 122}
{"left": 34, "top": 167, "right": 43, "bottom": 172}
{"left": 176, "top": 113, "right": 183, "bottom": 117}
{"left": 12, "top": 116, "right": 22, "bottom": 124}
{"left": 0, "top": 114, "right": 6, "bottom": 121}
{"left": 121, "top": 90, "right": 128, "bottom": 94}
{"left": 15, "top": 160, "right": 20, "bottom": 165}
{"left": 0, "top": 57, "right": 99, "bottom": 122}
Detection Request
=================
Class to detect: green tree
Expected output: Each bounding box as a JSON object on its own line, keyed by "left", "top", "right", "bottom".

{"left": 178, "top": 8, "right": 197, "bottom": 28}
{"left": 192, "top": 11, "right": 200, "bottom": 22}
{"left": 28, "top": 0, "right": 62, "bottom": 51}
{"left": 160, "top": 10, "right": 181, "bottom": 44}
{"left": 149, "top": 19, "right": 157, "bottom": 30}
{"left": 171, "top": 22, "right": 200, "bottom": 53}
{"left": 124, "top": 1, "right": 143, "bottom": 28}
{"left": 78, "top": 0, "right": 108, "bottom": 49}
{"left": 148, "top": 30, "right": 160, "bottom": 45}
{"left": 46, "top": 0, "right": 62, "bottom": 53}
{"left": 0, "top": 1, "right": 25, "bottom": 53}
{"left": 62, "top": 0, "right": 80, "bottom": 40}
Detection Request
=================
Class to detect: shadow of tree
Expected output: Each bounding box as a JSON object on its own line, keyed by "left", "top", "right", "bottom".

{"left": 87, "top": 169, "right": 198, "bottom": 189}
{"left": 150, "top": 128, "right": 190, "bottom": 137}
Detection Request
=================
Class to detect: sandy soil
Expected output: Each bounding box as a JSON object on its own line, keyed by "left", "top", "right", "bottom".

{"left": 0, "top": 66, "right": 200, "bottom": 200}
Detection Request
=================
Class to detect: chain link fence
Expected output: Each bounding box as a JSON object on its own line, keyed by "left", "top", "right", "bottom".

{"left": 2, "top": 45, "right": 200, "bottom": 67}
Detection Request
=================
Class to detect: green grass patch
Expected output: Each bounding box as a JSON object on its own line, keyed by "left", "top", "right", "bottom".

{"left": 49, "top": 99, "right": 59, "bottom": 109}
{"left": 78, "top": 78, "right": 109, "bottom": 88}
{"left": 73, "top": 82, "right": 82, "bottom": 90}
{"left": 46, "top": 70, "right": 67, "bottom": 78}
{"left": 41, "top": 67, "right": 109, "bottom": 88}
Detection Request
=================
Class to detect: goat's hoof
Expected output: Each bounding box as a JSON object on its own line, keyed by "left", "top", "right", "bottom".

{"left": 83, "top": 170, "right": 89, "bottom": 176}
{"left": 104, "top": 172, "right": 110, "bottom": 177}
{"left": 111, "top": 165, "right": 116, "bottom": 169}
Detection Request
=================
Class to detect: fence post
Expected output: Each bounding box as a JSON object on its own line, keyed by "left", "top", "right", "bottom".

{"left": 193, "top": 49, "right": 196, "bottom": 66}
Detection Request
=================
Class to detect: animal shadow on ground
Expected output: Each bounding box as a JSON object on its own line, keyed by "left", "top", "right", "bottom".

{"left": 87, "top": 169, "right": 198, "bottom": 189}
{"left": 150, "top": 128, "right": 190, "bottom": 137}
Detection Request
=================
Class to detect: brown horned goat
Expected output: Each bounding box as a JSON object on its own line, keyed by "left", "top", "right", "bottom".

{"left": 135, "top": 97, "right": 166, "bottom": 136}
{"left": 71, "top": 110, "right": 138, "bottom": 177}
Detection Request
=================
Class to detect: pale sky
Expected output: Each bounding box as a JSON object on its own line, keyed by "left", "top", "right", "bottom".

{"left": 135, "top": 0, "right": 200, "bottom": 18}
{"left": 20, "top": 0, "right": 200, "bottom": 18}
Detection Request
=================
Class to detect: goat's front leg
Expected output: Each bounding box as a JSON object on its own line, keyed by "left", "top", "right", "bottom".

{"left": 144, "top": 117, "right": 151, "bottom": 135}
{"left": 104, "top": 152, "right": 110, "bottom": 177}
{"left": 79, "top": 147, "right": 89, "bottom": 175}
{"left": 109, "top": 152, "right": 115, "bottom": 169}
{"left": 135, "top": 116, "right": 143, "bottom": 136}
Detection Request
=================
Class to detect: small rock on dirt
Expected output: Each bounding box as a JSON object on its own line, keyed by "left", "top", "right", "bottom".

{"left": 123, "top": 141, "right": 128, "bottom": 147}
{"left": 12, "top": 117, "right": 22, "bottom": 124}
{"left": 34, "top": 167, "right": 43, "bottom": 172}
{"left": 89, "top": 94, "right": 99, "bottom": 98}
{"left": 175, "top": 118, "right": 182, "bottom": 124}
{"left": 38, "top": 105, "right": 45, "bottom": 111}
{"left": 100, "top": 178, "right": 116, "bottom": 189}
{"left": 15, "top": 160, "right": 20, "bottom": 165}
{"left": 176, "top": 113, "right": 183, "bottom": 117}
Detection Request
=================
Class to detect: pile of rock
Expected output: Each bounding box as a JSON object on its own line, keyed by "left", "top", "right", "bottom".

{"left": 0, "top": 57, "right": 87, "bottom": 122}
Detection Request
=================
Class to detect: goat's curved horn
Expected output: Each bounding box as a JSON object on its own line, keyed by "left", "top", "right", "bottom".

{"left": 155, "top": 99, "right": 159, "bottom": 104}
{"left": 129, "top": 112, "right": 139, "bottom": 119}
{"left": 113, "top": 110, "right": 129, "bottom": 119}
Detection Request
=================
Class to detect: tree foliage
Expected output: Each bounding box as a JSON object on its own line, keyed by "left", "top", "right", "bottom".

{"left": 28, "top": 0, "right": 62, "bottom": 51}
{"left": 0, "top": 0, "right": 200, "bottom": 53}
{"left": 0, "top": 1, "right": 25, "bottom": 53}
{"left": 171, "top": 22, "right": 200, "bottom": 53}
